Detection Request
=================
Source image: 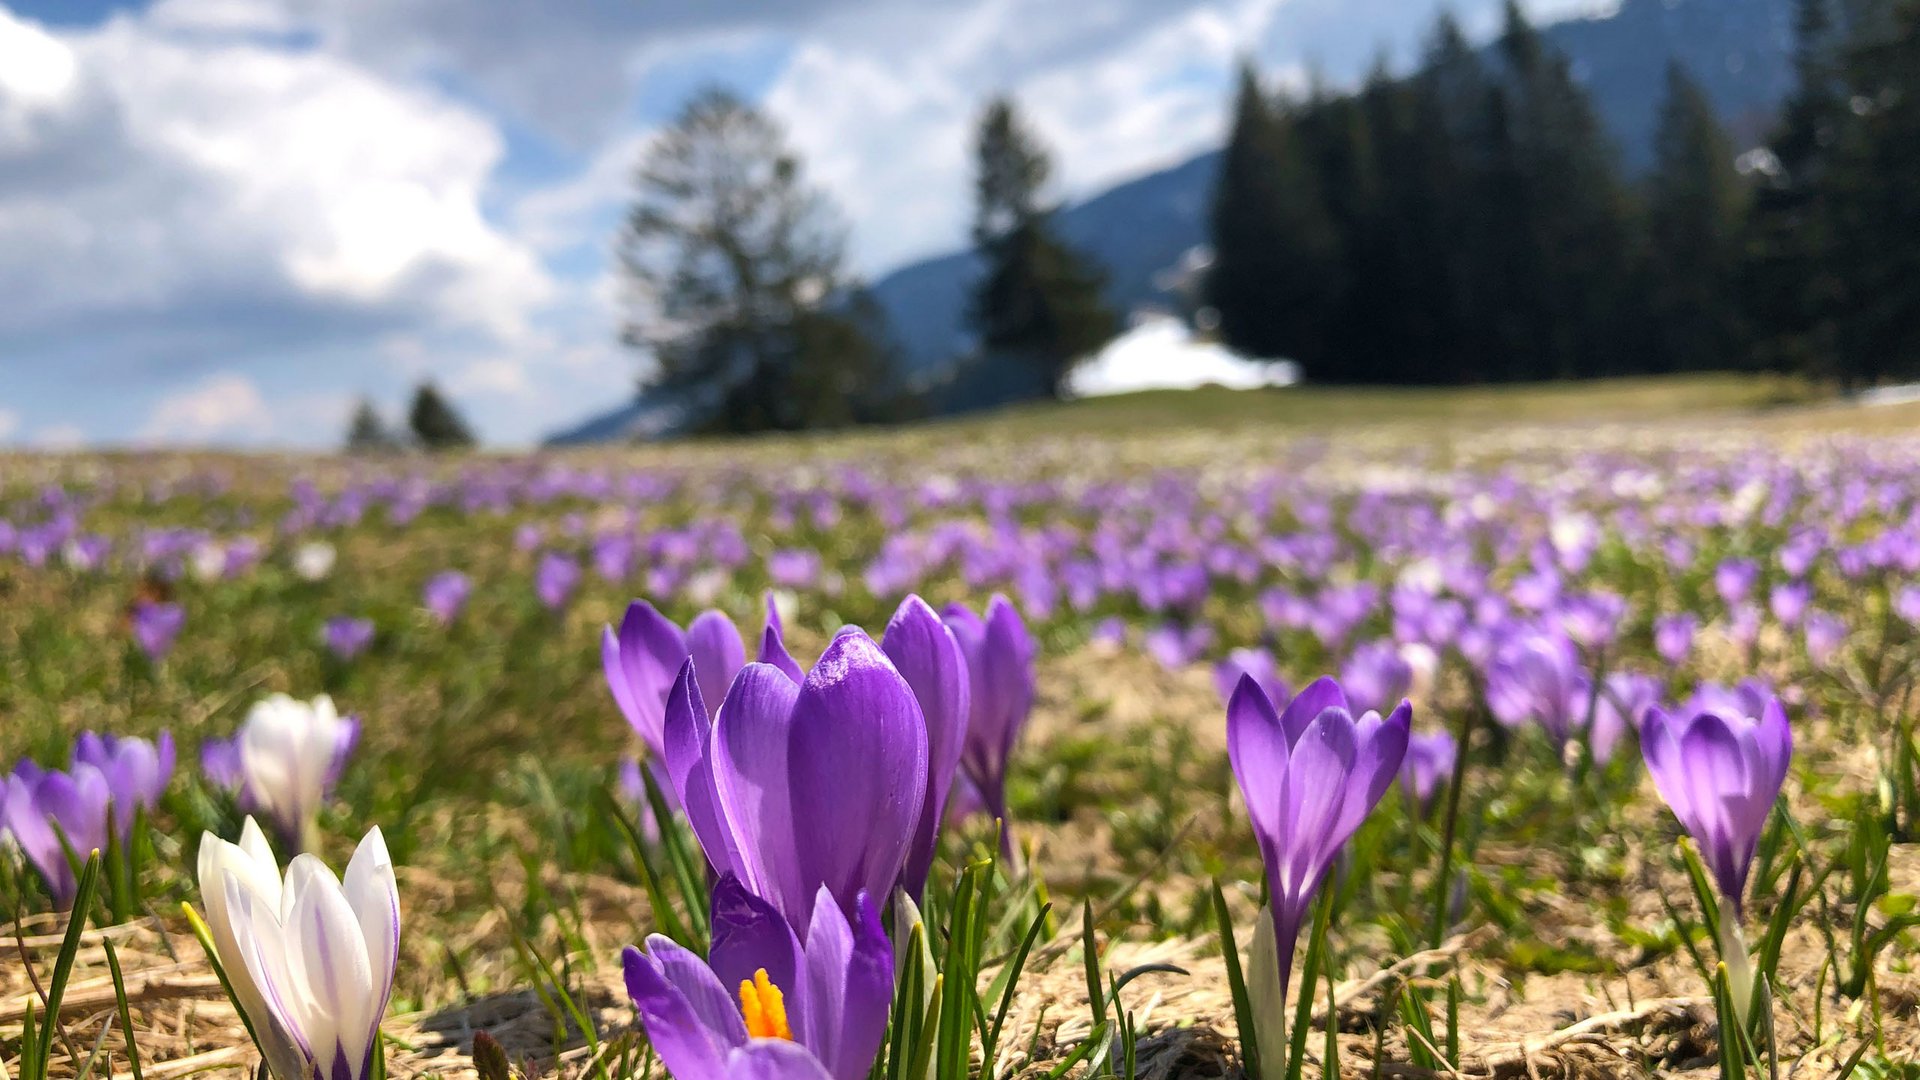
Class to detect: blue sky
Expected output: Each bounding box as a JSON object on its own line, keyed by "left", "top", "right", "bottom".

{"left": 0, "top": 0, "right": 1599, "bottom": 448}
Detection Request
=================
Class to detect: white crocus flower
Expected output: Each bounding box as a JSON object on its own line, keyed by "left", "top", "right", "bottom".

{"left": 239, "top": 694, "right": 358, "bottom": 853}
{"left": 198, "top": 819, "right": 399, "bottom": 1080}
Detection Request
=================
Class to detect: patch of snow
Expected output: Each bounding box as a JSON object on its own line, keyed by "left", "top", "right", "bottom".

{"left": 1067, "top": 315, "right": 1297, "bottom": 398}
{"left": 1858, "top": 383, "right": 1920, "bottom": 407}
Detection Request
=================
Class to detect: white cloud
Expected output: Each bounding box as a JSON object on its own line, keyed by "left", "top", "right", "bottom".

{"left": 0, "top": 406, "right": 18, "bottom": 439}
{"left": 139, "top": 373, "right": 273, "bottom": 442}
{"left": 0, "top": 4, "right": 553, "bottom": 344}
{"left": 764, "top": 0, "right": 1288, "bottom": 272}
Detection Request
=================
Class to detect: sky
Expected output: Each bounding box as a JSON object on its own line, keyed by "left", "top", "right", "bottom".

{"left": 0, "top": 0, "right": 1604, "bottom": 448}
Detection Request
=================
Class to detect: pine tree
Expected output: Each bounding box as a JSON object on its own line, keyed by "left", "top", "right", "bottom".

{"left": 1494, "top": 0, "right": 1643, "bottom": 380}
{"left": 1645, "top": 62, "right": 1749, "bottom": 372}
{"left": 1203, "top": 64, "right": 1343, "bottom": 376}
{"left": 619, "top": 87, "right": 902, "bottom": 432}
{"left": 407, "top": 383, "right": 477, "bottom": 450}
{"left": 1824, "top": 0, "right": 1920, "bottom": 385}
{"left": 1743, "top": 0, "right": 1850, "bottom": 379}
{"left": 967, "top": 97, "right": 1117, "bottom": 400}
{"left": 344, "top": 397, "right": 396, "bottom": 453}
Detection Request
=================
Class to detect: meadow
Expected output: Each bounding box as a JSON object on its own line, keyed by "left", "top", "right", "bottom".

{"left": 5, "top": 379, "right": 1920, "bottom": 1080}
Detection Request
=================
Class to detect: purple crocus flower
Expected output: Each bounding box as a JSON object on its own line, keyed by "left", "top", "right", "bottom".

{"left": 1715, "top": 559, "right": 1760, "bottom": 606}
{"left": 662, "top": 630, "right": 928, "bottom": 933}
{"left": 1768, "top": 582, "right": 1811, "bottom": 627}
{"left": 1228, "top": 676, "right": 1409, "bottom": 1003}
{"left": 1640, "top": 696, "right": 1791, "bottom": 916}
{"left": 1654, "top": 613, "right": 1697, "bottom": 666}
{"left": 1894, "top": 586, "right": 1920, "bottom": 627}
{"left": 1340, "top": 639, "right": 1413, "bottom": 716}
{"left": 1587, "top": 671, "right": 1661, "bottom": 765}
{"left": 71, "top": 731, "right": 174, "bottom": 839}
{"left": 1214, "top": 648, "right": 1291, "bottom": 710}
{"left": 422, "top": 571, "right": 471, "bottom": 624}
{"left": 603, "top": 600, "right": 756, "bottom": 767}
{"left": 622, "top": 876, "right": 891, "bottom": 1080}
{"left": 535, "top": 551, "right": 581, "bottom": 611}
{"left": 1804, "top": 611, "right": 1847, "bottom": 668}
{"left": 1, "top": 762, "right": 111, "bottom": 908}
{"left": 1399, "top": 729, "right": 1456, "bottom": 812}
{"left": 323, "top": 616, "right": 376, "bottom": 661}
{"left": 944, "top": 596, "right": 1036, "bottom": 848}
{"left": 1484, "top": 632, "right": 1585, "bottom": 746}
{"left": 879, "top": 596, "right": 970, "bottom": 900}
{"left": 130, "top": 600, "right": 185, "bottom": 662}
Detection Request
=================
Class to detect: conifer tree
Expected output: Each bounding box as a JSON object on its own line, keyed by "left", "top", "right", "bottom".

{"left": 1646, "top": 62, "right": 1748, "bottom": 372}
{"left": 967, "top": 96, "right": 1117, "bottom": 399}
{"left": 407, "top": 383, "right": 477, "bottom": 450}
{"left": 1204, "top": 64, "right": 1342, "bottom": 375}
{"left": 619, "top": 87, "right": 903, "bottom": 432}
{"left": 344, "top": 398, "right": 396, "bottom": 453}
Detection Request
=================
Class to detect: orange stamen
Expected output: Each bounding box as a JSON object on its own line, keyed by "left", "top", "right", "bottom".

{"left": 738, "top": 968, "right": 793, "bottom": 1041}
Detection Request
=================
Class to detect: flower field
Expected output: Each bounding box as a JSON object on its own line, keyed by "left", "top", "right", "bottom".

{"left": 5, "top": 395, "right": 1920, "bottom": 1079}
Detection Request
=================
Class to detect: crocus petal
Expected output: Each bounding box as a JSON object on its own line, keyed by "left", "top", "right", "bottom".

{"left": 341, "top": 827, "right": 400, "bottom": 1044}
{"left": 1226, "top": 675, "right": 1291, "bottom": 849}
{"left": 284, "top": 858, "right": 375, "bottom": 1080}
{"left": 708, "top": 875, "right": 809, "bottom": 1041}
{"left": 758, "top": 624, "right": 806, "bottom": 684}
{"left": 665, "top": 662, "right": 738, "bottom": 878}
{"left": 1676, "top": 713, "right": 1753, "bottom": 900}
{"left": 607, "top": 601, "right": 691, "bottom": 752}
{"left": 1276, "top": 676, "right": 1349, "bottom": 747}
{"left": 1341, "top": 701, "right": 1412, "bottom": 839}
{"left": 624, "top": 942, "right": 741, "bottom": 1080}
{"left": 881, "top": 595, "right": 971, "bottom": 899}
{"left": 800, "top": 889, "right": 892, "bottom": 1080}
{"left": 1275, "top": 709, "right": 1358, "bottom": 907}
{"left": 1639, "top": 706, "right": 1692, "bottom": 822}
{"left": 688, "top": 611, "right": 749, "bottom": 713}
{"left": 785, "top": 632, "right": 928, "bottom": 928}
{"left": 726, "top": 1041, "right": 835, "bottom": 1080}
{"left": 712, "top": 663, "right": 807, "bottom": 923}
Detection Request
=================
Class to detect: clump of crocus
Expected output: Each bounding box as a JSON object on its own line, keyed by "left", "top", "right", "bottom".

{"left": 1, "top": 761, "right": 110, "bottom": 908}
{"left": 71, "top": 731, "right": 175, "bottom": 839}
{"left": 944, "top": 595, "right": 1035, "bottom": 851}
{"left": 422, "top": 570, "right": 471, "bottom": 624}
{"left": 535, "top": 551, "right": 581, "bottom": 611}
{"left": 623, "top": 876, "right": 891, "bottom": 1080}
{"left": 196, "top": 818, "right": 399, "bottom": 1080}
{"left": 1484, "top": 631, "right": 1585, "bottom": 747}
{"left": 1653, "top": 613, "right": 1697, "bottom": 666}
{"left": 130, "top": 599, "right": 186, "bottom": 663}
{"left": 323, "top": 616, "right": 376, "bottom": 661}
{"left": 202, "top": 694, "right": 358, "bottom": 853}
{"left": 1640, "top": 694, "right": 1791, "bottom": 1020}
{"left": 662, "top": 630, "right": 927, "bottom": 933}
{"left": 1228, "top": 675, "right": 1409, "bottom": 1061}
